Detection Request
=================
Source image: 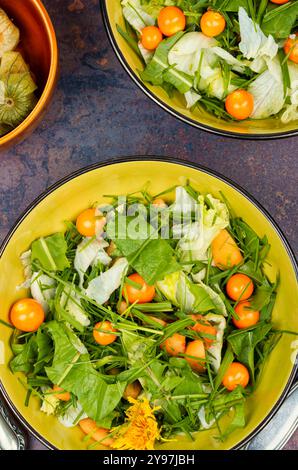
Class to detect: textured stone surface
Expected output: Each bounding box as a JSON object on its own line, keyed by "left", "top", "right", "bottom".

{"left": 0, "top": 0, "right": 296, "bottom": 451}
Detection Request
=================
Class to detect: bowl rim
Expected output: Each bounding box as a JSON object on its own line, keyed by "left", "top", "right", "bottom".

{"left": 0, "top": 156, "right": 297, "bottom": 450}
{"left": 101, "top": 1, "right": 298, "bottom": 141}
{"left": 0, "top": 0, "right": 58, "bottom": 146}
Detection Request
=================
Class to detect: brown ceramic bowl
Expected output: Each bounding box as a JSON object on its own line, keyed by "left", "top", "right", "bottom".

{"left": 0, "top": 0, "right": 58, "bottom": 149}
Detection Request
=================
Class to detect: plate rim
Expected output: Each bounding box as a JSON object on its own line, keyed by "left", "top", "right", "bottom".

{"left": 101, "top": 1, "right": 298, "bottom": 141}
{"left": 0, "top": 155, "right": 297, "bottom": 450}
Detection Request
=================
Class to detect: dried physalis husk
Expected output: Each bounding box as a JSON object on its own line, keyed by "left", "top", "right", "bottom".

{"left": 0, "top": 51, "right": 29, "bottom": 75}
{"left": 0, "top": 73, "right": 38, "bottom": 127}
{"left": 0, "top": 8, "right": 20, "bottom": 57}
{"left": 0, "top": 122, "right": 13, "bottom": 137}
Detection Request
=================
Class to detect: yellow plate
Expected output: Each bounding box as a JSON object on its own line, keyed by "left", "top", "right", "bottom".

{"left": 102, "top": 1, "right": 298, "bottom": 139}
{"left": 0, "top": 158, "right": 297, "bottom": 449}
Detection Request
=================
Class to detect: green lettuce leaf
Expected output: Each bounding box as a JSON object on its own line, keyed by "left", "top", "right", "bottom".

{"left": 10, "top": 329, "right": 52, "bottom": 375}
{"left": 213, "top": 0, "right": 247, "bottom": 12}
{"left": 10, "top": 336, "right": 37, "bottom": 374}
{"left": 238, "top": 7, "right": 278, "bottom": 61}
{"left": 85, "top": 257, "right": 128, "bottom": 304}
{"left": 107, "top": 214, "right": 181, "bottom": 285}
{"left": 281, "top": 62, "right": 298, "bottom": 124}
{"left": 157, "top": 271, "right": 219, "bottom": 313}
{"left": 45, "top": 321, "right": 125, "bottom": 421}
{"left": 121, "top": 330, "right": 168, "bottom": 396}
{"left": 30, "top": 271, "right": 56, "bottom": 314}
{"left": 168, "top": 31, "right": 217, "bottom": 77}
{"left": 227, "top": 322, "right": 272, "bottom": 382}
{"left": 262, "top": 2, "right": 298, "bottom": 39}
{"left": 204, "top": 313, "right": 226, "bottom": 372}
{"left": 121, "top": 0, "right": 155, "bottom": 32}
{"left": 166, "top": 32, "right": 244, "bottom": 100}
{"left": 140, "top": 31, "right": 193, "bottom": 94}
{"left": 33, "top": 329, "right": 53, "bottom": 374}
{"left": 202, "top": 386, "right": 246, "bottom": 435}
{"left": 55, "top": 284, "right": 90, "bottom": 331}
{"left": 184, "top": 89, "right": 201, "bottom": 108}
{"left": 31, "top": 233, "right": 70, "bottom": 271}
{"left": 176, "top": 191, "right": 229, "bottom": 262}
{"left": 248, "top": 58, "right": 284, "bottom": 119}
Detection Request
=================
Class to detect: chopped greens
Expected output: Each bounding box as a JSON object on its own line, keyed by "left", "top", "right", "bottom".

{"left": 7, "top": 182, "right": 287, "bottom": 450}
{"left": 117, "top": 0, "right": 298, "bottom": 123}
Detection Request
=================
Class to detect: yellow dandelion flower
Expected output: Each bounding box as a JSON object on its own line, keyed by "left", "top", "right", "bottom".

{"left": 111, "top": 397, "right": 161, "bottom": 450}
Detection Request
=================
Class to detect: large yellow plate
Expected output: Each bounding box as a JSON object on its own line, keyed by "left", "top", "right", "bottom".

{"left": 102, "top": 1, "right": 298, "bottom": 139}
{"left": 0, "top": 158, "right": 297, "bottom": 449}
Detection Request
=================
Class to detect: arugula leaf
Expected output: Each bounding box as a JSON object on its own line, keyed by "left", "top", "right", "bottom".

{"left": 238, "top": 260, "right": 264, "bottom": 283}
{"left": 172, "top": 370, "right": 203, "bottom": 396}
{"left": 162, "top": 400, "right": 183, "bottom": 424}
{"left": 231, "top": 219, "right": 260, "bottom": 258}
{"left": 230, "top": 218, "right": 271, "bottom": 270}
{"left": 161, "top": 374, "right": 183, "bottom": 393}
{"left": 116, "top": 23, "right": 143, "bottom": 59}
{"left": 45, "top": 321, "right": 125, "bottom": 421}
{"left": 31, "top": 233, "right": 70, "bottom": 271}
{"left": 10, "top": 336, "right": 37, "bottom": 374}
{"left": 227, "top": 322, "right": 272, "bottom": 382}
{"left": 107, "top": 214, "right": 181, "bottom": 285}
{"left": 215, "top": 0, "right": 248, "bottom": 12}
{"left": 262, "top": 2, "right": 298, "bottom": 39}
{"left": 260, "top": 293, "right": 276, "bottom": 322}
{"left": 251, "top": 282, "right": 276, "bottom": 311}
{"left": 221, "top": 400, "right": 246, "bottom": 439}
{"left": 132, "top": 238, "right": 181, "bottom": 284}
{"left": 33, "top": 329, "right": 53, "bottom": 374}
{"left": 204, "top": 386, "right": 246, "bottom": 438}
{"left": 213, "top": 345, "right": 234, "bottom": 393}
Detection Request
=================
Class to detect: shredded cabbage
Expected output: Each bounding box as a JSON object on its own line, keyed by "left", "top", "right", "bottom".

{"left": 121, "top": 0, "right": 155, "bottom": 32}
{"left": 74, "top": 237, "right": 111, "bottom": 288}
{"left": 184, "top": 89, "right": 201, "bottom": 109}
{"left": 204, "top": 313, "right": 226, "bottom": 372}
{"left": 58, "top": 402, "right": 87, "bottom": 428}
{"left": 238, "top": 7, "right": 278, "bottom": 61}
{"left": 248, "top": 58, "right": 284, "bottom": 119}
{"left": 30, "top": 272, "right": 56, "bottom": 313}
{"left": 157, "top": 271, "right": 225, "bottom": 315}
{"left": 60, "top": 287, "right": 90, "bottom": 328}
{"left": 281, "top": 62, "right": 298, "bottom": 123}
{"left": 177, "top": 193, "right": 229, "bottom": 262}
{"left": 168, "top": 32, "right": 217, "bottom": 76}
{"left": 85, "top": 257, "right": 128, "bottom": 305}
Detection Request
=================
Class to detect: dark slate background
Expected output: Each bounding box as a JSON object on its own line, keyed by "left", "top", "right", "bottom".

{"left": 0, "top": 0, "right": 296, "bottom": 450}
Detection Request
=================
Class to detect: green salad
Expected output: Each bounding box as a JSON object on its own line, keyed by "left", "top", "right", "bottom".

{"left": 8, "top": 183, "right": 283, "bottom": 450}
{"left": 118, "top": 0, "right": 298, "bottom": 122}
